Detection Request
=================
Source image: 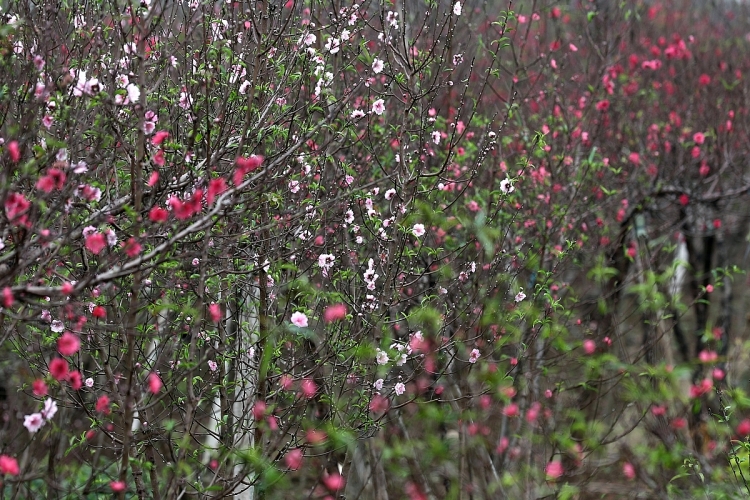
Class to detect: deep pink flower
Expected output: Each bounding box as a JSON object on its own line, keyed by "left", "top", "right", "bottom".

{"left": 209, "top": 303, "right": 222, "bottom": 322}
{"left": 5, "top": 192, "right": 30, "bottom": 225}
{"left": 57, "top": 332, "right": 80, "bottom": 356}
{"left": 0, "top": 455, "right": 19, "bottom": 476}
{"left": 96, "top": 394, "right": 111, "bottom": 414}
{"left": 737, "top": 419, "right": 750, "bottom": 437}
{"left": 207, "top": 177, "right": 227, "bottom": 205}
{"left": 49, "top": 358, "right": 69, "bottom": 381}
{"left": 151, "top": 130, "right": 169, "bottom": 146}
{"left": 234, "top": 155, "right": 263, "bottom": 185}
{"left": 68, "top": 370, "right": 82, "bottom": 390}
{"left": 149, "top": 206, "right": 169, "bottom": 223}
{"left": 32, "top": 379, "right": 48, "bottom": 396}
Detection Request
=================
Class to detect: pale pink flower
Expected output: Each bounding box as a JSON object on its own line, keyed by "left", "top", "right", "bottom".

{"left": 23, "top": 413, "right": 45, "bottom": 433}
{"left": 126, "top": 83, "right": 140, "bottom": 103}
{"left": 291, "top": 311, "right": 308, "bottom": 328}
{"left": 453, "top": 2, "right": 462, "bottom": 15}
{"left": 469, "top": 348, "right": 480, "bottom": 363}
{"left": 208, "top": 360, "right": 218, "bottom": 372}
{"left": 371, "top": 99, "right": 385, "bottom": 115}
{"left": 372, "top": 58, "right": 384, "bottom": 74}
{"left": 500, "top": 178, "right": 515, "bottom": 194}
{"left": 42, "top": 398, "right": 57, "bottom": 420}
{"left": 373, "top": 378, "right": 384, "bottom": 390}
{"left": 412, "top": 223, "right": 426, "bottom": 237}
{"left": 376, "top": 348, "right": 389, "bottom": 365}
{"left": 394, "top": 382, "right": 406, "bottom": 395}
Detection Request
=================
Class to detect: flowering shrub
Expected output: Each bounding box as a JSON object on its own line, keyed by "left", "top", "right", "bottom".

{"left": 2, "top": 0, "right": 750, "bottom": 498}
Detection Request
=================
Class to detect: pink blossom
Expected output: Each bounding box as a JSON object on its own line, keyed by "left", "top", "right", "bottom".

{"left": 583, "top": 339, "right": 596, "bottom": 355}
{"left": 301, "top": 378, "right": 317, "bottom": 398}
{"left": 285, "top": 448, "right": 303, "bottom": 470}
{"left": 148, "top": 372, "right": 162, "bottom": 394}
{"left": 323, "top": 472, "right": 345, "bottom": 492}
{"left": 394, "top": 382, "right": 406, "bottom": 395}
{"left": 412, "top": 223, "right": 425, "bottom": 237}
{"left": 290, "top": 311, "right": 308, "bottom": 328}
{"left": 110, "top": 481, "right": 126, "bottom": 493}
{"left": 85, "top": 233, "right": 106, "bottom": 254}
{"left": 545, "top": 460, "right": 564, "bottom": 479}
{"left": 209, "top": 303, "right": 222, "bottom": 322}
{"left": 7, "top": 141, "right": 20, "bottom": 162}
{"left": 623, "top": 462, "right": 636, "bottom": 480}
{"left": 323, "top": 303, "right": 347, "bottom": 323}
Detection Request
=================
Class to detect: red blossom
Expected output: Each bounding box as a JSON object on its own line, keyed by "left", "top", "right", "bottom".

{"left": 92, "top": 306, "right": 106, "bottom": 318}
{"left": 2, "top": 287, "right": 12, "bottom": 308}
